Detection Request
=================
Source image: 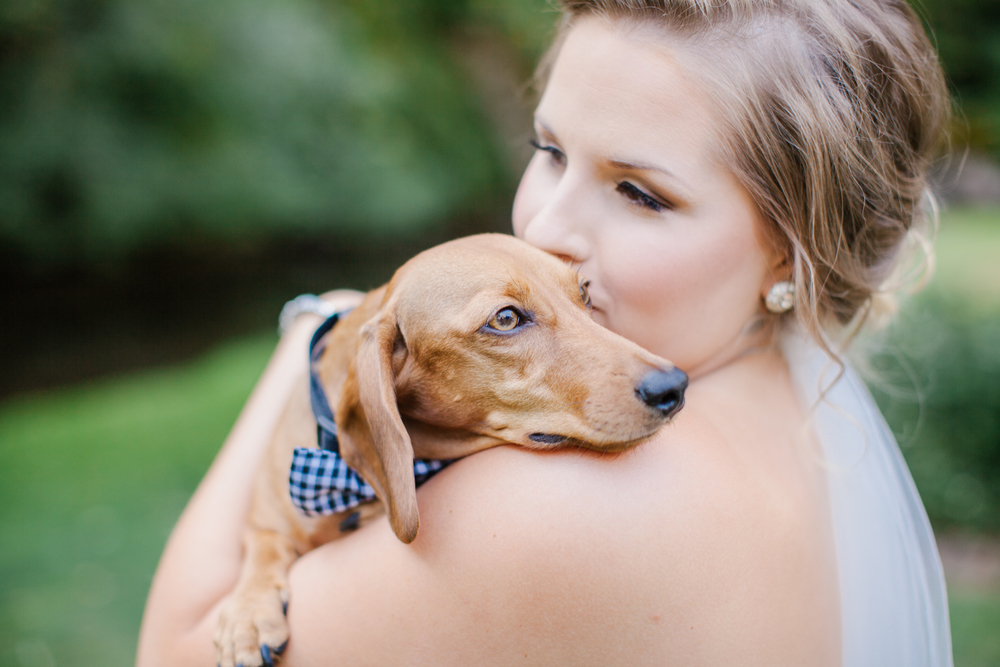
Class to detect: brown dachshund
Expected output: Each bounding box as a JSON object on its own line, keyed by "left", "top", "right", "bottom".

{"left": 214, "top": 234, "right": 688, "bottom": 667}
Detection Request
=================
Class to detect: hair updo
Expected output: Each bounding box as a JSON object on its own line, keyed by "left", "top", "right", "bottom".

{"left": 542, "top": 0, "right": 950, "bottom": 345}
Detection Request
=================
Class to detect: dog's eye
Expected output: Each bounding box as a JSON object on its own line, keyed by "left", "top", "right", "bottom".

{"left": 579, "top": 281, "right": 592, "bottom": 308}
{"left": 488, "top": 307, "right": 522, "bottom": 332}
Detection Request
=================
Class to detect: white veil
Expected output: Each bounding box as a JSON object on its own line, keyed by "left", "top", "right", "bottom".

{"left": 781, "top": 329, "right": 953, "bottom": 667}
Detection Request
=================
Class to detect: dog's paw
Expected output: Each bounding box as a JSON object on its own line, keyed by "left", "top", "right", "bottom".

{"left": 215, "top": 587, "right": 289, "bottom": 667}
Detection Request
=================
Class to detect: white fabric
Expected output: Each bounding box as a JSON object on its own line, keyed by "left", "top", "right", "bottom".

{"left": 781, "top": 331, "right": 953, "bottom": 667}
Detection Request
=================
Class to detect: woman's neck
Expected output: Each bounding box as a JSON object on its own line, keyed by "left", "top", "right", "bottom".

{"left": 686, "top": 315, "right": 781, "bottom": 381}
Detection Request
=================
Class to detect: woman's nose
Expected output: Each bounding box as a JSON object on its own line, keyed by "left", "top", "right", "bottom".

{"left": 518, "top": 187, "right": 592, "bottom": 265}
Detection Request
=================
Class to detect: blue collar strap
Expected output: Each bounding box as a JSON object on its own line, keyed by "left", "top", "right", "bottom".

{"left": 289, "top": 308, "right": 452, "bottom": 518}
{"left": 306, "top": 311, "right": 343, "bottom": 454}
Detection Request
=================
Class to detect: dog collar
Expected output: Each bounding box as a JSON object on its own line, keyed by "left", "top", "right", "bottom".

{"left": 288, "top": 306, "right": 452, "bottom": 520}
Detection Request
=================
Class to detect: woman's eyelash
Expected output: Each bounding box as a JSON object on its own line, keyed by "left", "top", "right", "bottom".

{"left": 529, "top": 138, "right": 566, "bottom": 165}
{"left": 616, "top": 181, "right": 669, "bottom": 213}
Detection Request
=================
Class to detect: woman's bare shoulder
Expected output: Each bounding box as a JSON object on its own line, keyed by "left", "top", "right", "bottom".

{"left": 281, "top": 353, "right": 839, "bottom": 665}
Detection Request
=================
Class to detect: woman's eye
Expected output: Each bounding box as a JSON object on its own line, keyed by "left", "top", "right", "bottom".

{"left": 529, "top": 138, "right": 566, "bottom": 167}
{"left": 617, "top": 181, "right": 668, "bottom": 213}
{"left": 579, "top": 280, "right": 592, "bottom": 308}
{"left": 488, "top": 307, "right": 522, "bottom": 332}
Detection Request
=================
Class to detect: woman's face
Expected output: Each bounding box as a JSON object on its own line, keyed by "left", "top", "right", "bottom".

{"left": 513, "top": 17, "right": 781, "bottom": 375}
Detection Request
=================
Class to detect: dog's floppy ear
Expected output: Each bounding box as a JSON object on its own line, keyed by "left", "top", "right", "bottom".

{"left": 335, "top": 302, "right": 419, "bottom": 544}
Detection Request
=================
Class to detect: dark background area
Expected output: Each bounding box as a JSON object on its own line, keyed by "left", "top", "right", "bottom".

{"left": 0, "top": 218, "right": 504, "bottom": 396}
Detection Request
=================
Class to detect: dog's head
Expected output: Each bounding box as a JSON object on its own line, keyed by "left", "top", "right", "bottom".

{"left": 334, "top": 234, "right": 687, "bottom": 543}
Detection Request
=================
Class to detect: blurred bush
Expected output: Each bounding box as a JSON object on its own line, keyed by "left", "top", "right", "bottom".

{"left": 0, "top": 0, "right": 552, "bottom": 267}
{"left": 874, "top": 296, "right": 1000, "bottom": 532}
{"left": 870, "top": 209, "right": 1000, "bottom": 533}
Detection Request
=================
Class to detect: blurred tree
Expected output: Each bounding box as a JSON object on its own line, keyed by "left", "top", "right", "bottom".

{"left": 0, "top": 0, "right": 551, "bottom": 266}
{"left": 918, "top": 0, "right": 1000, "bottom": 153}
{"left": 6, "top": 0, "right": 996, "bottom": 268}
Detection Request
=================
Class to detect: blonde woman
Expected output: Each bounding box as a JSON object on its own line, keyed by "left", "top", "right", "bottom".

{"left": 138, "top": 1, "right": 952, "bottom": 664}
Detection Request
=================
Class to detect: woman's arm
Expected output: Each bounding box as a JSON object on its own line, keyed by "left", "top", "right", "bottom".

{"left": 136, "top": 290, "right": 365, "bottom": 667}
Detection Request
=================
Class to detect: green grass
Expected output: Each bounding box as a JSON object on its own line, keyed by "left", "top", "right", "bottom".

{"left": 0, "top": 336, "right": 274, "bottom": 667}
{"left": 950, "top": 592, "right": 1000, "bottom": 667}
{"left": 2, "top": 209, "right": 1000, "bottom": 666}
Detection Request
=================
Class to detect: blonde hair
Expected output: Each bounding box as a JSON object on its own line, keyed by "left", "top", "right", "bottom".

{"left": 542, "top": 0, "right": 950, "bottom": 347}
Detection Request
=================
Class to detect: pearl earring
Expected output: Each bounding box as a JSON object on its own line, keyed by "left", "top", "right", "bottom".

{"left": 764, "top": 281, "right": 795, "bottom": 313}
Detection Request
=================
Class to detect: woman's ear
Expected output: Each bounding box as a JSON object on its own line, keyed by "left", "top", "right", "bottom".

{"left": 335, "top": 302, "right": 419, "bottom": 544}
{"left": 759, "top": 246, "right": 798, "bottom": 315}
{"left": 760, "top": 244, "right": 795, "bottom": 300}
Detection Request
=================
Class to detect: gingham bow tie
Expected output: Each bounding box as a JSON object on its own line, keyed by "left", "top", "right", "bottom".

{"left": 289, "top": 447, "right": 450, "bottom": 517}
{"left": 287, "top": 301, "right": 453, "bottom": 519}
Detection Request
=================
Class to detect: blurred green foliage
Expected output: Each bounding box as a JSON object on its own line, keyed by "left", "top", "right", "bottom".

{"left": 874, "top": 298, "right": 1000, "bottom": 531}
{"left": 870, "top": 209, "right": 1000, "bottom": 532}
{"left": 0, "top": 0, "right": 552, "bottom": 265}
{"left": 2, "top": 0, "right": 999, "bottom": 267}
{"left": 918, "top": 0, "right": 1000, "bottom": 153}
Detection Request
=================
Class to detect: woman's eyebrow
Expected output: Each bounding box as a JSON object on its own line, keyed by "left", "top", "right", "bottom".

{"left": 609, "top": 158, "right": 693, "bottom": 193}
{"left": 534, "top": 114, "right": 694, "bottom": 194}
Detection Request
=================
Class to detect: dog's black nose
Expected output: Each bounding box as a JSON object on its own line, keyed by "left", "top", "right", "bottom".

{"left": 636, "top": 367, "right": 688, "bottom": 419}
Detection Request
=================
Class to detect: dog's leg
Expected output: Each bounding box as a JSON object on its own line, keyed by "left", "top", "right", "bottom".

{"left": 215, "top": 528, "right": 297, "bottom": 667}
